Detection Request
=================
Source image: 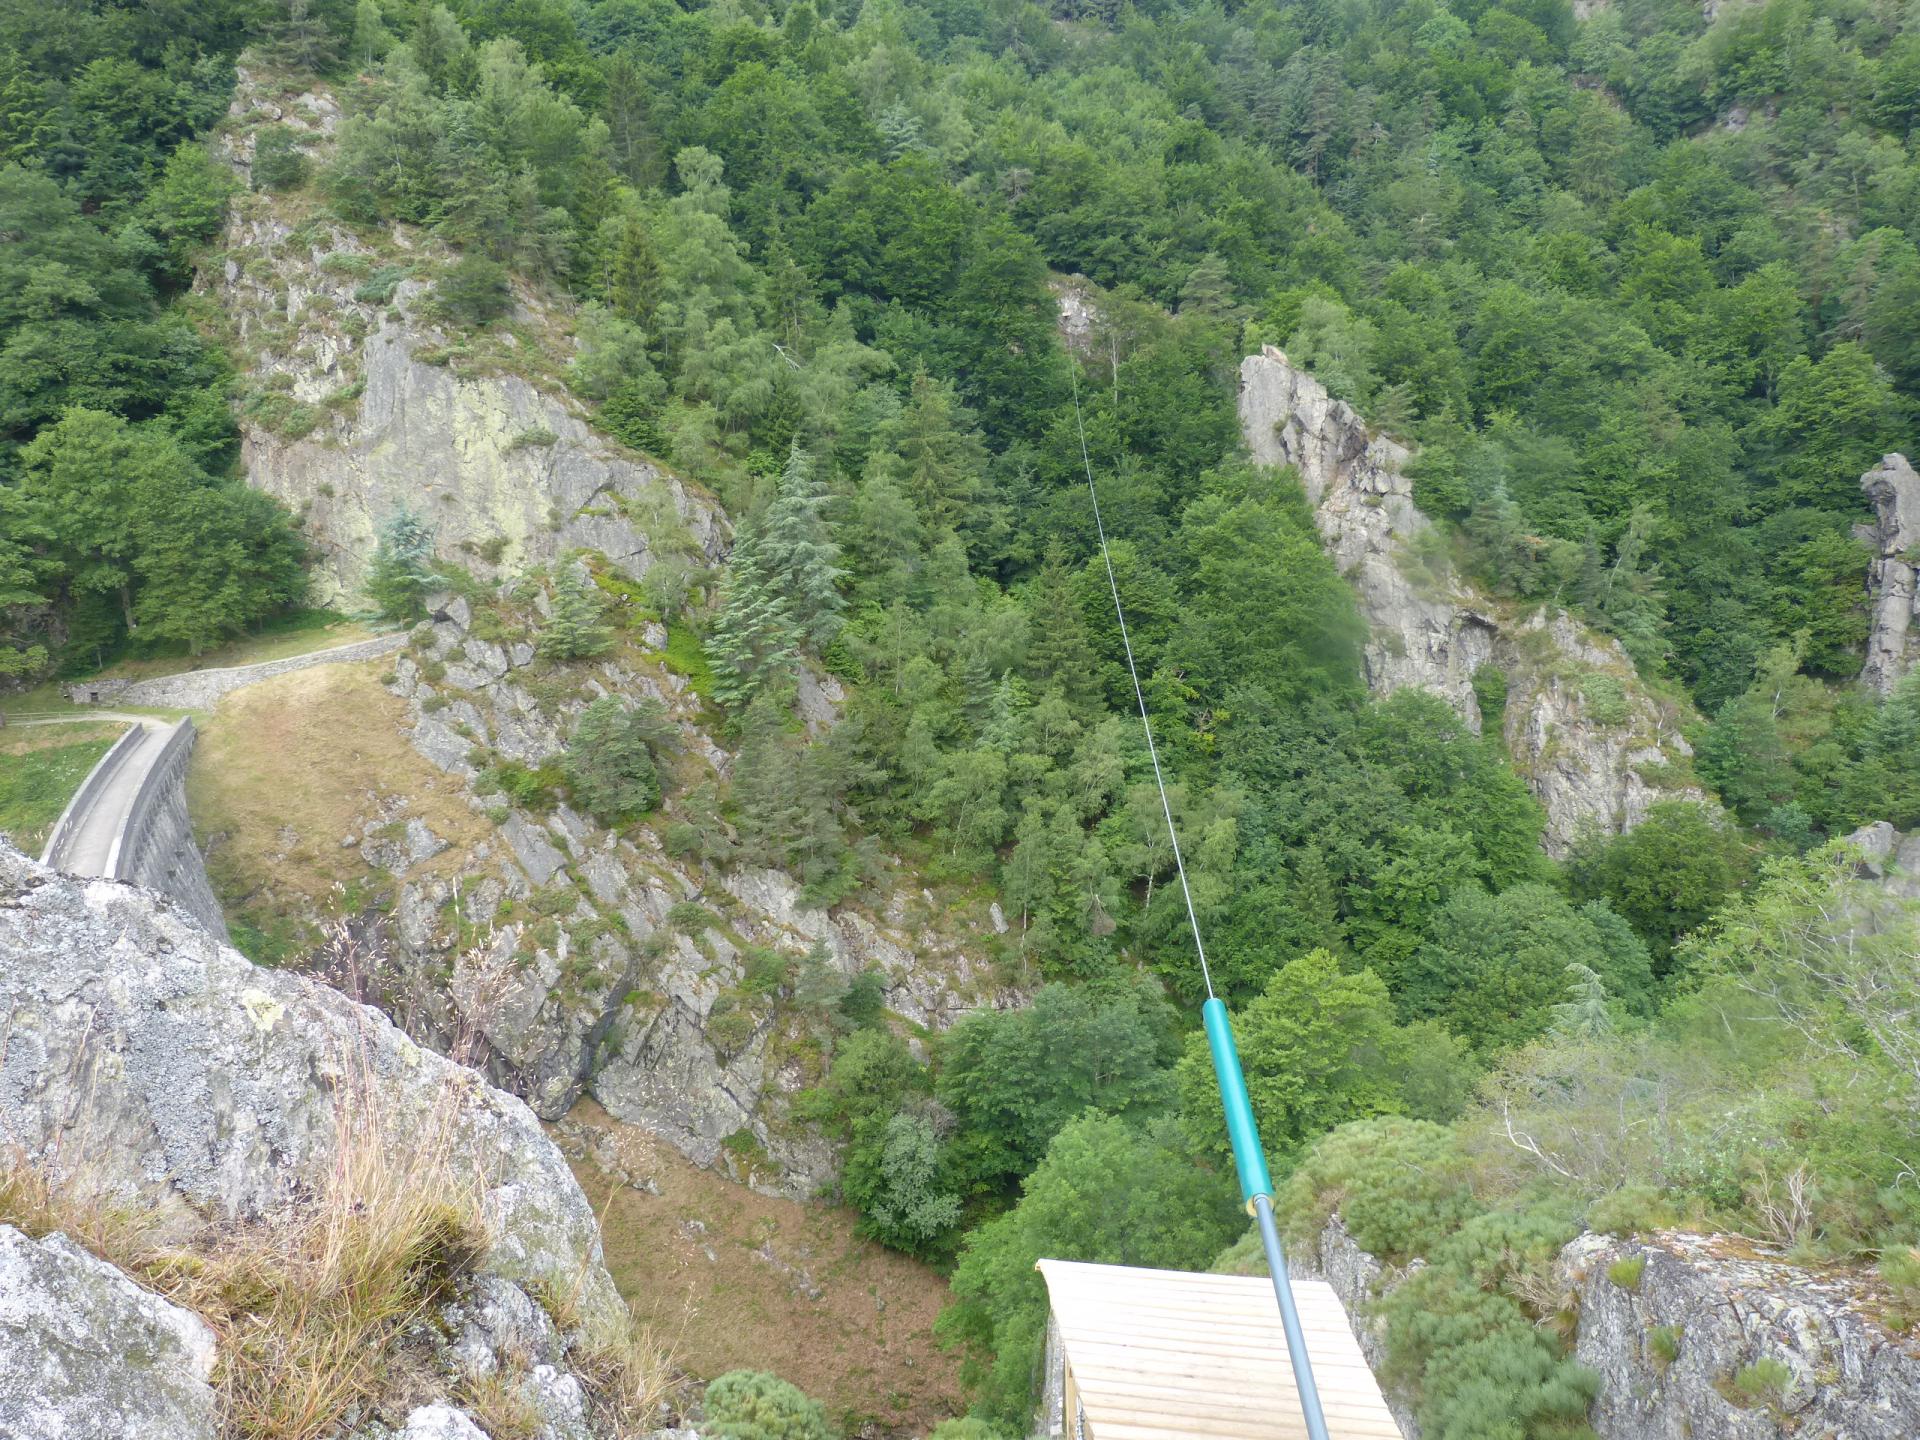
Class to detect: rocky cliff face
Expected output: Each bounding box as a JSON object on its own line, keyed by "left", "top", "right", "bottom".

{"left": 319, "top": 592, "right": 1004, "bottom": 1200}
{"left": 1858, "top": 453, "right": 1919, "bottom": 697}
{"left": 204, "top": 71, "right": 724, "bottom": 607}
{"left": 191, "top": 72, "right": 1007, "bottom": 1198}
{"left": 1297, "top": 1215, "right": 1920, "bottom": 1440}
{"left": 1238, "top": 346, "right": 1705, "bottom": 854}
{"left": 0, "top": 842, "right": 635, "bottom": 1440}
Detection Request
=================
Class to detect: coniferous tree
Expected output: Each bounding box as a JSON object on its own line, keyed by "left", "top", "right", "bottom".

{"left": 707, "top": 531, "right": 801, "bottom": 709}
{"left": 365, "top": 510, "right": 437, "bottom": 621}
{"left": 757, "top": 441, "right": 845, "bottom": 649}
{"left": 565, "top": 696, "right": 665, "bottom": 821}
{"left": 541, "top": 562, "right": 614, "bottom": 661}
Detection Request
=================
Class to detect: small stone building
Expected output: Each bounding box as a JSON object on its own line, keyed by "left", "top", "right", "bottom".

{"left": 1034, "top": 1259, "right": 1403, "bottom": 1440}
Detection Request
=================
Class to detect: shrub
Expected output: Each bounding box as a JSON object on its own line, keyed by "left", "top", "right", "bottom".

{"left": 480, "top": 759, "right": 565, "bottom": 812}
{"left": 666, "top": 900, "right": 714, "bottom": 933}
{"left": 702, "top": 1369, "right": 836, "bottom": 1440}
{"left": 563, "top": 698, "right": 667, "bottom": 823}
{"left": 507, "top": 425, "right": 557, "bottom": 451}
{"left": 354, "top": 265, "right": 410, "bottom": 304}
{"left": 1278, "top": 1118, "right": 1478, "bottom": 1262}
{"left": 1581, "top": 673, "right": 1629, "bottom": 726}
{"left": 434, "top": 255, "right": 512, "bottom": 327}
{"left": 252, "top": 126, "right": 309, "bottom": 191}
{"left": 838, "top": 969, "right": 887, "bottom": 1028}
{"left": 1723, "top": 1357, "right": 1793, "bottom": 1409}
{"left": 1470, "top": 662, "right": 1508, "bottom": 733}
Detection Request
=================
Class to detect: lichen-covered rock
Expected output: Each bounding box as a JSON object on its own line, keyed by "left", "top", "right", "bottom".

{"left": 1561, "top": 1231, "right": 1920, "bottom": 1440}
{"left": 1858, "top": 453, "right": 1919, "bottom": 696}
{"left": 1300, "top": 1213, "right": 1920, "bottom": 1440}
{"left": 203, "top": 71, "right": 725, "bottom": 608}
{"left": 0, "top": 1225, "right": 218, "bottom": 1440}
{"left": 1237, "top": 346, "right": 1704, "bottom": 854}
{"left": 0, "top": 842, "right": 622, "bottom": 1334}
{"left": 1841, "top": 820, "right": 1920, "bottom": 900}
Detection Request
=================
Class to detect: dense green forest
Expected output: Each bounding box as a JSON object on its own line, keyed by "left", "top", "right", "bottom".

{"left": 3, "top": 0, "right": 1920, "bottom": 1432}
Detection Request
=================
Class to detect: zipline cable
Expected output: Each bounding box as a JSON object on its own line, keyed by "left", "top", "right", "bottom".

{"left": 1065, "top": 356, "right": 1333, "bottom": 1440}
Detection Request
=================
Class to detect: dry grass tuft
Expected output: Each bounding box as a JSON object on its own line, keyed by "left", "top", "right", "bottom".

{"left": 2, "top": 1055, "right": 490, "bottom": 1440}
{"left": 0, "top": 1030, "right": 679, "bottom": 1439}
{"left": 0, "top": 1143, "right": 163, "bottom": 1273}
{"left": 178, "top": 1098, "right": 488, "bottom": 1440}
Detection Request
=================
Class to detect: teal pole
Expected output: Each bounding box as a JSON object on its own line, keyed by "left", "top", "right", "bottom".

{"left": 1202, "top": 998, "right": 1332, "bottom": 1440}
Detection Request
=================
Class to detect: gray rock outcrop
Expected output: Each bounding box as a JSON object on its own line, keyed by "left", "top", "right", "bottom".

{"left": 0, "top": 1225, "right": 219, "bottom": 1440}
{"left": 352, "top": 599, "right": 1005, "bottom": 1199}
{"left": 1238, "top": 346, "right": 1704, "bottom": 854}
{"left": 1239, "top": 345, "right": 1498, "bottom": 722}
{"left": 204, "top": 71, "right": 725, "bottom": 607}
{"left": 1858, "top": 453, "right": 1919, "bottom": 696}
{"left": 1561, "top": 1231, "right": 1920, "bottom": 1440}
{"left": 1841, "top": 820, "right": 1920, "bottom": 900}
{"left": 0, "top": 841, "right": 623, "bottom": 1331}
{"left": 1296, "top": 1213, "right": 1920, "bottom": 1440}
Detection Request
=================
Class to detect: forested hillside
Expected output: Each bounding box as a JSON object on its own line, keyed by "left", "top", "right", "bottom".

{"left": 3, "top": 0, "right": 1920, "bottom": 1433}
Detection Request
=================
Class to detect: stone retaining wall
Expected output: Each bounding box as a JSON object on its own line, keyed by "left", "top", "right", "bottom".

{"left": 63, "top": 634, "right": 405, "bottom": 711}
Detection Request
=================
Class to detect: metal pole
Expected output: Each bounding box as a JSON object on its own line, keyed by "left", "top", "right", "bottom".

{"left": 1254, "top": 1191, "right": 1332, "bottom": 1440}
{"left": 1203, "top": 998, "right": 1332, "bottom": 1440}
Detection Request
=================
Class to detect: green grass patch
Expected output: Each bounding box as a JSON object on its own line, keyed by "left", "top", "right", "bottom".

{"left": 661, "top": 622, "right": 715, "bottom": 700}
{"left": 1607, "top": 1254, "right": 1647, "bottom": 1289}
{"left": 0, "top": 730, "right": 123, "bottom": 855}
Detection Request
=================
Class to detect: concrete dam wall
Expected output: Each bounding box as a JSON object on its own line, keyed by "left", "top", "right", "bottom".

{"left": 41, "top": 719, "right": 227, "bottom": 940}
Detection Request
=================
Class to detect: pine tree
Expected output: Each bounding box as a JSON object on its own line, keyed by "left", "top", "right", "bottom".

{"left": 707, "top": 531, "right": 801, "bottom": 709}
{"left": 1548, "top": 963, "right": 1614, "bottom": 1039}
{"left": 1024, "top": 548, "right": 1102, "bottom": 712}
{"left": 758, "top": 440, "right": 845, "bottom": 649}
{"left": 541, "top": 561, "right": 614, "bottom": 660}
{"left": 365, "top": 510, "right": 437, "bottom": 620}
{"left": 260, "top": 0, "right": 341, "bottom": 72}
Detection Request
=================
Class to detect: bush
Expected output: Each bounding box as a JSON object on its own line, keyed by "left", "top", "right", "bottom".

{"left": 354, "top": 265, "right": 411, "bottom": 304}
{"left": 1723, "top": 1357, "right": 1793, "bottom": 1409}
{"left": 1470, "top": 662, "right": 1508, "bottom": 733}
{"left": 838, "top": 969, "right": 887, "bottom": 1028}
{"left": 702, "top": 1370, "right": 835, "bottom": 1440}
{"left": 435, "top": 254, "right": 512, "bottom": 327}
{"left": 1278, "top": 1118, "right": 1478, "bottom": 1262}
{"left": 252, "top": 126, "right": 309, "bottom": 191}
{"left": 563, "top": 698, "right": 665, "bottom": 823}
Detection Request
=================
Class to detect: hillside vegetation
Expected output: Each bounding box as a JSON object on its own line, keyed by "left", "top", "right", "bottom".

{"left": 2, "top": 0, "right": 1919, "bottom": 1433}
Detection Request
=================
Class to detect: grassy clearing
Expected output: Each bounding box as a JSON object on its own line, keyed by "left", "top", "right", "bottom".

{"left": 0, "top": 723, "right": 127, "bottom": 855}
{"left": 189, "top": 663, "right": 487, "bottom": 962}
{"left": 559, "top": 1099, "right": 966, "bottom": 1436}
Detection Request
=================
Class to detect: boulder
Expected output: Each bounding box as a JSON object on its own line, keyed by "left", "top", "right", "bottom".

{"left": 0, "top": 1225, "right": 218, "bottom": 1440}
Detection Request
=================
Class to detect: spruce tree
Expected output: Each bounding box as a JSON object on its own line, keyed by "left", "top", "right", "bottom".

{"left": 365, "top": 510, "right": 436, "bottom": 621}
{"left": 706, "top": 531, "right": 801, "bottom": 709}
{"left": 541, "top": 561, "right": 614, "bottom": 660}
{"left": 757, "top": 441, "right": 845, "bottom": 649}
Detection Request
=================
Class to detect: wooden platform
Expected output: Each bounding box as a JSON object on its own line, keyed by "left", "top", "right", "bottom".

{"left": 1036, "top": 1259, "right": 1404, "bottom": 1439}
